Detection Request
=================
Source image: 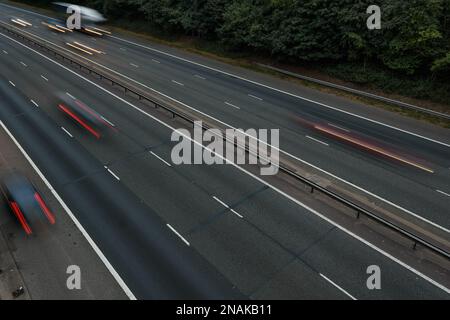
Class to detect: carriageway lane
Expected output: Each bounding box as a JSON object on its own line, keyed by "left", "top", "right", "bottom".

{"left": 0, "top": 74, "right": 244, "bottom": 299}
{"left": 0, "top": 118, "right": 128, "bottom": 299}
{"left": 0, "top": 33, "right": 449, "bottom": 299}
{"left": 0, "top": 21, "right": 450, "bottom": 235}
{"left": 0, "top": 6, "right": 448, "bottom": 234}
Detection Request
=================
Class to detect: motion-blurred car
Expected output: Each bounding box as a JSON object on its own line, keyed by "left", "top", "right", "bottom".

{"left": 57, "top": 93, "right": 116, "bottom": 139}
{"left": 1, "top": 173, "right": 55, "bottom": 235}
{"left": 42, "top": 18, "right": 72, "bottom": 33}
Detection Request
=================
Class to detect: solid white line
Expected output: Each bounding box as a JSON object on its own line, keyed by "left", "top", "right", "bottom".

{"left": 248, "top": 94, "right": 262, "bottom": 101}
{"left": 61, "top": 127, "right": 73, "bottom": 138}
{"left": 194, "top": 74, "right": 205, "bottom": 80}
{"left": 306, "top": 135, "right": 329, "bottom": 146}
{"left": 30, "top": 99, "right": 38, "bottom": 107}
{"left": 4, "top": 31, "right": 448, "bottom": 293}
{"left": 9, "top": 81, "right": 15, "bottom": 87}
{"left": 436, "top": 190, "right": 450, "bottom": 198}
{"left": 0, "top": 119, "right": 136, "bottom": 300}
{"left": 11, "top": 25, "right": 441, "bottom": 234}
{"left": 129, "top": 63, "right": 139, "bottom": 68}
{"left": 166, "top": 224, "right": 190, "bottom": 246}
{"left": 101, "top": 116, "right": 115, "bottom": 127}
{"left": 320, "top": 274, "right": 357, "bottom": 300}
{"left": 2, "top": 50, "right": 7, "bottom": 54}
{"left": 225, "top": 102, "right": 240, "bottom": 110}
{"left": 149, "top": 151, "right": 172, "bottom": 167}
{"left": 108, "top": 34, "right": 450, "bottom": 148}
{"left": 40, "top": 75, "right": 48, "bottom": 81}
{"left": 105, "top": 167, "right": 120, "bottom": 181}
{"left": 4, "top": 25, "right": 449, "bottom": 230}
{"left": 151, "top": 59, "right": 160, "bottom": 64}
{"left": 213, "top": 196, "right": 243, "bottom": 218}
{"left": 20, "top": 61, "right": 27, "bottom": 67}
{"left": 66, "top": 92, "right": 76, "bottom": 100}
{"left": 172, "top": 80, "right": 184, "bottom": 86}
{"left": 328, "top": 123, "right": 350, "bottom": 132}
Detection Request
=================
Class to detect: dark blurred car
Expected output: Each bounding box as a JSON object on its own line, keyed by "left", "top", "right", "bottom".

{"left": 1, "top": 173, "right": 55, "bottom": 235}
{"left": 57, "top": 93, "right": 116, "bottom": 139}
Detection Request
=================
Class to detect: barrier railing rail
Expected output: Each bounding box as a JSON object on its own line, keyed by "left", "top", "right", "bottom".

{"left": 258, "top": 63, "right": 450, "bottom": 121}
{"left": 1, "top": 21, "right": 448, "bottom": 260}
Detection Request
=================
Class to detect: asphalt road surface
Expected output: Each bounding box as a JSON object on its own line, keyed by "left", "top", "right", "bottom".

{"left": 0, "top": 100, "right": 127, "bottom": 299}
{"left": 0, "top": 1, "right": 448, "bottom": 299}
{"left": 1, "top": 1, "right": 449, "bottom": 235}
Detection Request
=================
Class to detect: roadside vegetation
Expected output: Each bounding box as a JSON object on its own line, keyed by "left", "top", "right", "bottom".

{"left": 13, "top": 0, "right": 450, "bottom": 121}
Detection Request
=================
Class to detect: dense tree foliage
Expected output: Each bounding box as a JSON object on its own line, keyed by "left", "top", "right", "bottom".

{"left": 16, "top": 0, "right": 450, "bottom": 104}
{"left": 19, "top": 0, "right": 450, "bottom": 76}
{"left": 76, "top": 0, "right": 449, "bottom": 76}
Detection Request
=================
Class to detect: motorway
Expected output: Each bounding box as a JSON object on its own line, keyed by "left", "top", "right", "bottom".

{"left": 0, "top": 2, "right": 449, "bottom": 237}
{"left": 0, "top": 110, "right": 127, "bottom": 299}
{"left": 0, "top": 1, "right": 449, "bottom": 299}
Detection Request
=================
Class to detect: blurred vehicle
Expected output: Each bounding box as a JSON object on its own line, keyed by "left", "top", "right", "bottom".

{"left": 1, "top": 172, "right": 55, "bottom": 235}
{"left": 10, "top": 17, "right": 32, "bottom": 27}
{"left": 53, "top": 2, "right": 106, "bottom": 23}
{"left": 295, "top": 116, "right": 433, "bottom": 173}
{"left": 43, "top": 18, "right": 73, "bottom": 33}
{"left": 52, "top": 2, "right": 110, "bottom": 36}
{"left": 57, "top": 93, "right": 116, "bottom": 139}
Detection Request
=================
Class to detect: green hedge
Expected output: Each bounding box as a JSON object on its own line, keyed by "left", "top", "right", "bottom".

{"left": 12, "top": 0, "right": 450, "bottom": 107}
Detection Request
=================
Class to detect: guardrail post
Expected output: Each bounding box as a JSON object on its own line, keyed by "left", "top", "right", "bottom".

{"left": 310, "top": 186, "right": 314, "bottom": 194}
